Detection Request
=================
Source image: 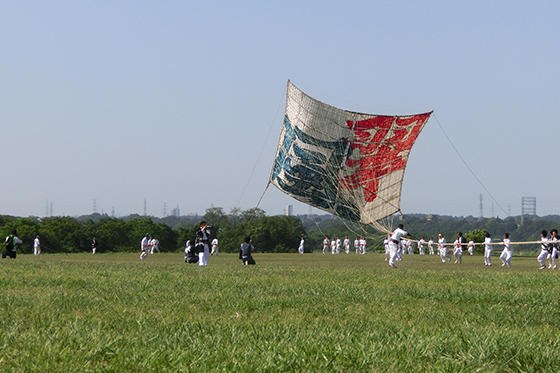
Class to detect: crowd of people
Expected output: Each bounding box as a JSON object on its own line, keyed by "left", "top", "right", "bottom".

{"left": 5, "top": 222, "right": 560, "bottom": 270}
{"left": 381, "top": 224, "right": 559, "bottom": 270}
{"left": 321, "top": 236, "right": 368, "bottom": 255}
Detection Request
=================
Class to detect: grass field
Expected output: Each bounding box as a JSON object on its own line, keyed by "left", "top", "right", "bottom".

{"left": 0, "top": 252, "right": 559, "bottom": 372}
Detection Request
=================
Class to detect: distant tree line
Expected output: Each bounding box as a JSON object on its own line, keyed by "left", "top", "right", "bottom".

{"left": 1, "top": 210, "right": 557, "bottom": 255}
{"left": 0, "top": 207, "right": 305, "bottom": 254}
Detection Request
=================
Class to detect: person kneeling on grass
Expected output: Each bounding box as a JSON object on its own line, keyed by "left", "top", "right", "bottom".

{"left": 239, "top": 236, "right": 256, "bottom": 265}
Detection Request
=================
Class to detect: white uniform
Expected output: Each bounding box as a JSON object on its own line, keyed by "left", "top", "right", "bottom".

{"left": 438, "top": 237, "right": 447, "bottom": 263}
{"left": 331, "top": 240, "right": 336, "bottom": 255}
{"left": 336, "top": 238, "right": 341, "bottom": 254}
{"left": 453, "top": 239, "right": 463, "bottom": 264}
{"left": 388, "top": 228, "right": 407, "bottom": 267}
{"left": 211, "top": 238, "right": 219, "bottom": 255}
{"left": 384, "top": 238, "right": 390, "bottom": 261}
{"left": 484, "top": 237, "right": 493, "bottom": 266}
{"left": 549, "top": 236, "right": 558, "bottom": 269}
{"left": 298, "top": 238, "right": 304, "bottom": 254}
{"left": 407, "top": 240, "right": 413, "bottom": 255}
{"left": 343, "top": 238, "right": 350, "bottom": 254}
{"left": 33, "top": 237, "right": 40, "bottom": 256}
{"left": 468, "top": 240, "right": 475, "bottom": 256}
{"left": 150, "top": 238, "right": 160, "bottom": 254}
{"left": 140, "top": 236, "right": 149, "bottom": 260}
{"left": 537, "top": 236, "right": 549, "bottom": 269}
{"left": 500, "top": 238, "right": 512, "bottom": 268}
{"left": 418, "top": 239, "right": 425, "bottom": 255}
{"left": 354, "top": 239, "right": 360, "bottom": 254}
{"left": 359, "top": 238, "right": 367, "bottom": 254}
{"left": 323, "top": 238, "right": 330, "bottom": 254}
{"left": 428, "top": 240, "right": 434, "bottom": 255}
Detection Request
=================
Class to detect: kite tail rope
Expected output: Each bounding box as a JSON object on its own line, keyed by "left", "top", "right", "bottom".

{"left": 243, "top": 181, "right": 271, "bottom": 235}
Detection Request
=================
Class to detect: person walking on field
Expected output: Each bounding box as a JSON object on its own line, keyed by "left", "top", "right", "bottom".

{"left": 211, "top": 237, "right": 219, "bottom": 256}
{"left": 336, "top": 237, "right": 341, "bottom": 254}
{"left": 298, "top": 236, "right": 305, "bottom": 254}
{"left": 33, "top": 235, "right": 41, "bottom": 256}
{"left": 388, "top": 224, "right": 407, "bottom": 268}
{"left": 91, "top": 237, "right": 97, "bottom": 255}
{"left": 428, "top": 238, "right": 435, "bottom": 255}
{"left": 195, "top": 221, "right": 211, "bottom": 266}
{"left": 537, "top": 230, "right": 549, "bottom": 270}
{"left": 354, "top": 237, "right": 360, "bottom": 254}
{"left": 140, "top": 233, "right": 149, "bottom": 260}
{"left": 323, "top": 236, "right": 330, "bottom": 254}
{"left": 499, "top": 233, "right": 513, "bottom": 268}
{"left": 484, "top": 232, "right": 494, "bottom": 266}
{"left": 438, "top": 234, "right": 447, "bottom": 263}
{"left": 331, "top": 238, "right": 336, "bottom": 255}
{"left": 3, "top": 229, "right": 22, "bottom": 259}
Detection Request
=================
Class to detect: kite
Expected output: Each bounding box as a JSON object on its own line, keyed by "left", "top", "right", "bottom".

{"left": 270, "top": 81, "right": 432, "bottom": 232}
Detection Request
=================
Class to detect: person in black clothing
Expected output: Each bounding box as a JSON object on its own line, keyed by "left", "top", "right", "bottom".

{"left": 239, "top": 236, "right": 256, "bottom": 265}
{"left": 3, "top": 229, "right": 22, "bottom": 259}
{"left": 195, "top": 221, "right": 211, "bottom": 266}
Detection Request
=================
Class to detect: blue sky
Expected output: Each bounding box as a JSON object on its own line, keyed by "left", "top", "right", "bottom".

{"left": 1, "top": 1, "right": 558, "bottom": 218}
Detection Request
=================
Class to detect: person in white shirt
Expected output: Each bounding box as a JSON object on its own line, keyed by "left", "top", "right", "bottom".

{"left": 150, "top": 237, "right": 160, "bottom": 254}
{"left": 343, "top": 236, "right": 350, "bottom": 254}
{"left": 298, "top": 237, "right": 305, "bottom": 254}
{"left": 359, "top": 237, "right": 367, "bottom": 255}
{"left": 484, "top": 232, "right": 493, "bottom": 266}
{"left": 537, "top": 230, "right": 549, "bottom": 270}
{"left": 140, "top": 234, "right": 149, "bottom": 260}
{"left": 453, "top": 239, "right": 462, "bottom": 264}
{"left": 33, "top": 235, "right": 41, "bottom": 256}
{"left": 388, "top": 224, "right": 407, "bottom": 268}
{"left": 336, "top": 237, "right": 341, "bottom": 254}
{"left": 418, "top": 237, "right": 425, "bottom": 255}
{"left": 438, "top": 234, "right": 447, "bottom": 263}
{"left": 549, "top": 229, "right": 558, "bottom": 269}
{"left": 331, "top": 239, "right": 336, "bottom": 255}
{"left": 323, "top": 237, "right": 330, "bottom": 254}
{"left": 468, "top": 240, "right": 475, "bottom": 256}
{"left": 499, "top": 233, "right": 513, "bottom": 268}
{"left": 211, "top": 238, "right": 219, "bottom": 256}
{"left": 428, "top": 238, "right": 435, "bottom": 255}
{"left": 354, "top": 238, "right": 359, "bottom": 254}
{"left": 407, "top": 240, "right": 413, "bottom": 255}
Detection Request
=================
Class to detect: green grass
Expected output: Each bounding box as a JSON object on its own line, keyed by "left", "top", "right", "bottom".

{"left": 0, "top": 252, "right": 559, "bottom": 372}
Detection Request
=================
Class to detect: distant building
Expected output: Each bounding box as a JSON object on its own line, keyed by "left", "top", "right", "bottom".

{"left": 285, "top": 204, "right": 293, "bottom": 216}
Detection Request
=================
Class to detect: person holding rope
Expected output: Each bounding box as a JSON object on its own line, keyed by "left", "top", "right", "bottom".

{"left": 499, "top": 233, "right": 513, "bottom": 268}
{"left": 323, "top": 236, "right": 330, "bottom": 254}
{"left": 388, "top": 224, "right": 408, "bottom": 268}
{"left": 548, "top": 229, "right": 558, "bottom": 269}
{"left": 428, "top": 237, "right": 435, "bottom": 255}
{"left": 537, "top": 230, "right": 549, "bottom": 270}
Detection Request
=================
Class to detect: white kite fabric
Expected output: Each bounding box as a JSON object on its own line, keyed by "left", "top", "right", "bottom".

{"left": 270, "top": 81, "right": 432, "bottom": 232}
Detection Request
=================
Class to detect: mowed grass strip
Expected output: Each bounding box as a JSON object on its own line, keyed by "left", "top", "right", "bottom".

{"left": 0, "top": 252, "right": 559, "bottom": 372}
